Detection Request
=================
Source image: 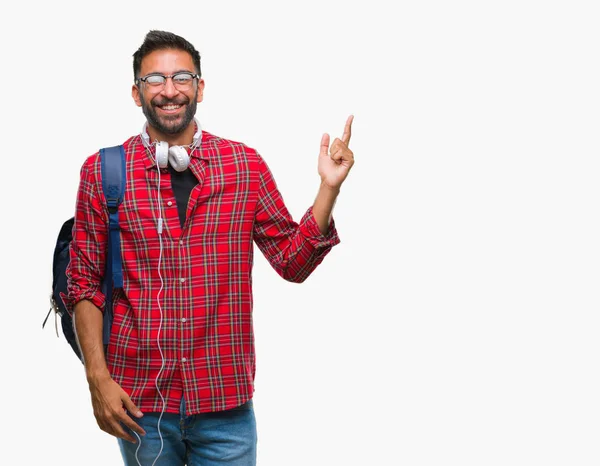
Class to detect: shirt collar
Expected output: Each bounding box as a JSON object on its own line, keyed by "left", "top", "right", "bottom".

{"left": 135, "top": 130, "right": 210, "bottom": 171}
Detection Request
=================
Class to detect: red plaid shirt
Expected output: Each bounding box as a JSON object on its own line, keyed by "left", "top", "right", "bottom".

{"left": 64, "top": 131, "right": 340, "bottom": 415}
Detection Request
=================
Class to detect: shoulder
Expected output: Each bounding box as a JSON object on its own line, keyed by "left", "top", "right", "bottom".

{"left": 201, "top": 131, "right": 263, "bottom": 164}
{"left": 79, "top": 135, "right": 138, "bottom": 180}
{"left": 80, "top": 151, "right": 100, "bottom": 180}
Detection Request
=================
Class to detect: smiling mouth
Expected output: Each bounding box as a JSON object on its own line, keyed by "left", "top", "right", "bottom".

{"left": 158, "top": 104, "right": 183, "bottom": 113}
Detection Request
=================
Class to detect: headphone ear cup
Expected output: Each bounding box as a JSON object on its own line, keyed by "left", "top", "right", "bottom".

{"left": 156, "top": 141, "right": 169, "bottom": 168}
{"left": 168, "top": 146, "right": 190, "bottom": 172}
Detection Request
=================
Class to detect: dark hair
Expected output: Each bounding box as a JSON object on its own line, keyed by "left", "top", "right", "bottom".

{"left": 133, "top": 30, "right": 201, "bottom": 81}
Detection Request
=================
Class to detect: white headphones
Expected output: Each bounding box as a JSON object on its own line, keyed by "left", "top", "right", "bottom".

{"left": 140, "top": 118, "right": 202, "bottom": 172}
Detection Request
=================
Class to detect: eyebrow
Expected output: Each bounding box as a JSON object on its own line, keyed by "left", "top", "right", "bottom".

{"left": 144, "top": 69, "right": 195, "bottom": 76}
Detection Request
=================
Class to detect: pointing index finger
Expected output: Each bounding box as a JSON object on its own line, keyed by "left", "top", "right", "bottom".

{"left": 342, "top": 115, "right": 354, "bottom": 145}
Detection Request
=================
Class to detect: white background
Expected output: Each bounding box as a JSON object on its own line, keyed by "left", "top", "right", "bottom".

{"left": 1, "top": 0, "right": 600, "bottom": 465}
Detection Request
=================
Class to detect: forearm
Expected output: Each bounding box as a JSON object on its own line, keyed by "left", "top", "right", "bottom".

{"left": 73, "top": 299, "right": 110, "bottom": 382}
{"left": 312, "top": 181, "right": 340, "bottom": 235}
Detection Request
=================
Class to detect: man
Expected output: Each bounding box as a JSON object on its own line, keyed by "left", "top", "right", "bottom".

{"left": 64, "top": 30, "right": 354, "bottom": 466}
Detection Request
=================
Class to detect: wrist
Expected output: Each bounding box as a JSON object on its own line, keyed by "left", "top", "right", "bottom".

{"left": 86, "top": 368, "right": 111, "bottom": 385}
{"left": 320, "top": 181, "right": 341, "bottom": 195}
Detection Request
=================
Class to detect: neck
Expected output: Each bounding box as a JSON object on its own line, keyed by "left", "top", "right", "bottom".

{"left": 146, "top": 120, "right": 197, "bottom": 146}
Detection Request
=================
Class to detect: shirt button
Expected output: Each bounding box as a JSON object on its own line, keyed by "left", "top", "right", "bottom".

{"left": 179, "top": 240, "right": 184, "bottom": 246}
{"left": 180, "top": 278, "right": 186, "bottom": 283}
{"left": 181, "top": 357, "right": 187, "bottom": 363}
{"left": 181, "top": 317, "right": 187, "bottom": 323}
{"left": 167, "top": 201, "right": 173, "bottom": 206}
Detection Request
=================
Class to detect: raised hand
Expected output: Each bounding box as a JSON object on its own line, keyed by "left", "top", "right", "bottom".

{"left": 318, "top": 115, "right": 355, "bottom": 190}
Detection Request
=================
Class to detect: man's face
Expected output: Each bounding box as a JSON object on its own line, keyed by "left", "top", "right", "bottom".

{"left": 132, "top": 48, "right": 204, "bottom": 135}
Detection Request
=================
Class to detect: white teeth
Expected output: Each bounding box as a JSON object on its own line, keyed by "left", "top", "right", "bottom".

{"left": 162, "top": 105, "right": 181, "bottom": 110}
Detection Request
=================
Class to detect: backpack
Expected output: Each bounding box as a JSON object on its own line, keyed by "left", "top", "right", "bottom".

{"left": 43, "top": 145, "right": 126, "bottom": 362}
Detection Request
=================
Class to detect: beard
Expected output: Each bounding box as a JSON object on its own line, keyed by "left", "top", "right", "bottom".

{"left": 140, "top": 88, "right": 198, "bottom": 135}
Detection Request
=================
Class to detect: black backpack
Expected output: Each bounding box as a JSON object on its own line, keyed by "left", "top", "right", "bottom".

{"left": 44, "top": 145, "right": 126, "bottom": 361}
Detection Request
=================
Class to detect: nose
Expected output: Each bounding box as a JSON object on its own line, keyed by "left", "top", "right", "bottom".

{"left": 161, "top": 77, "right": 179, "bottom": 99}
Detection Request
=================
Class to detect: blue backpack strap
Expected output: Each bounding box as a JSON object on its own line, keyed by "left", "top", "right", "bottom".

{"left": 100, "top": 145, "right": 126, "bottom": 347}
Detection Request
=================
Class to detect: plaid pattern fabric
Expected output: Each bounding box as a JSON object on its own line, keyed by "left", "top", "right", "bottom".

{"left": 64, "top": 131, "right": 340, "bottom": 414}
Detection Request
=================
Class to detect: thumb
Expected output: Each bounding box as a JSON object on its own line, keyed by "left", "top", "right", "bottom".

{"left": 122, "top": 393, "right": 143, "bottom": 418}
{"left": 320, "top": 133, "right": 330, "bottom": 157}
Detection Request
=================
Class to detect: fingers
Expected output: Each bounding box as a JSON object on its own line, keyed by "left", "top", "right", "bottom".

{"left": 108, "top": 418, "right": 138, "bottom": 444}
{"left": 341, "top": 115, "right": 353, "bottom": 145}
{"left": 330, "top": 138, "right": 344, "bottom": 162}
{"left": 330, "top": 137, "right": 344, "bottom": 155}
{"left": 121, "top": 411, "right": 147, "bottom": 437}
{"left": 329, "top": 138, "right": 354, "bottom": 166}
{"left": 119, "top": 395, "right": 146, "bottom": 437}
{"left": 96, "top": 407, "right": 145, "bottom": 443}
{"left": 91, "top": 382, "right": 146, "bottom": 443}
{"left": 330, "top": 150, "right": 344, "bottom": 163}
{"left": 123, "top": 397, "right": 144, "bottom": 419}
{"left": 330, "top": 149, "right": 354, "bottom": 165}
{"left": 320, "top": 133, "right": 330, "bottom": 157}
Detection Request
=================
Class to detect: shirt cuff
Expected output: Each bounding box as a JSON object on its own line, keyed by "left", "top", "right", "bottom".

{"left": 61, "top": 289, "right": 105, "bottom": 317}
{"left": 299, "top": 206, "right": 341, "bottom": 249}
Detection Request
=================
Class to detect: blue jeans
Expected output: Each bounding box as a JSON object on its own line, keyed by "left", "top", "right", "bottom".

{"left": 118, "top": 398, "right": 257, "bottom": 466}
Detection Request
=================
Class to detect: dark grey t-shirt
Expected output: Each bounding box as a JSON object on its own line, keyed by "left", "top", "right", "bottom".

{"left": 168, "top": 164, "right": 198, "bottom": 228}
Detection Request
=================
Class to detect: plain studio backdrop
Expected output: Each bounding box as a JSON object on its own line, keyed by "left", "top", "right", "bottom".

{"left": 1, "top": 1, "right": 599, "bottom": 465}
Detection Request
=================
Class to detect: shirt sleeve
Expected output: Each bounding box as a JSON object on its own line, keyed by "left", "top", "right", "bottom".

{"left": 253, "top": 155, "right": 341, "bottom": 283}
{"left": 62, "top": 155, "right": 109, "bottom": 315}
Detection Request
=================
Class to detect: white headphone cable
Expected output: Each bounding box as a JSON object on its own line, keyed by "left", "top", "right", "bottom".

{"left": 133, "top": 136, "right": 167, "bottom": 466}
{"left": 133, "top": 122, "right": 201, "bottom": 463}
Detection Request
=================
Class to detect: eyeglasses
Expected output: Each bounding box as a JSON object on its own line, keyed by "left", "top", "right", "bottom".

{"left": 136, "top": 72, "right": 199, "bottom": 91}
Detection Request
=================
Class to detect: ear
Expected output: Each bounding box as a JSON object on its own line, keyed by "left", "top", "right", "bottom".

{"left": 196, "top": 79, "right": 205, "bottom": 103}
{"left": 132, "top": 84, "right": 142, "bottom": 107}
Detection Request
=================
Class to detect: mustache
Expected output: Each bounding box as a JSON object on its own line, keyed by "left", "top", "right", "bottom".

{"left": 152, "top": 96, "right": 190, "bottom": 106}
